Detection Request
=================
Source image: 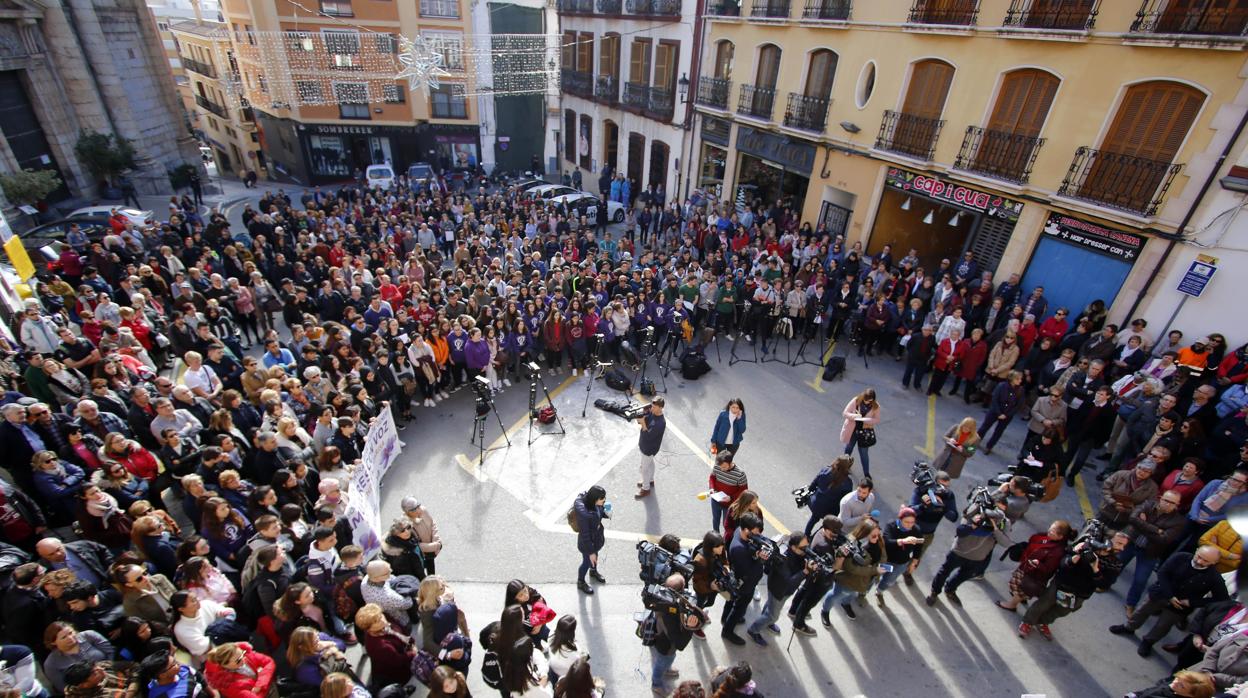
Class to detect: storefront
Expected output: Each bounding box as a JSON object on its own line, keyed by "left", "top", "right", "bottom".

{"left": 732, "top": 126, "right": 815, "bottom": 213}
{"left": 1020, "top": 212, "right": 1144, "bottom": 318}
{"left": 698, "top": 116, "right": 731, "bottom": 199}
{"left": 868, "top": 167, "right": 1025, "bottom": 274}
{"left": 428, "top": 124, "right": 481, "bottom": 171}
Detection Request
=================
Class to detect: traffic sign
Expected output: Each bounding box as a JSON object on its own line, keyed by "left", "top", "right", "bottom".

{"left": 1176, "top": 254, "right": 1218, "bottom": 298}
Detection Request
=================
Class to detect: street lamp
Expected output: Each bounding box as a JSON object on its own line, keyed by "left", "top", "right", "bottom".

{"left": 677, "top": 73, "right": 690, "bottom": 103}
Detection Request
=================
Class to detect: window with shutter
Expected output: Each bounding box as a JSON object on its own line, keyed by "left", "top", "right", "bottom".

{"left": 714, "top": 41, "right": 734, "bottom": 80}
{"left": 655, "top": 42, "right": 677, "bottom": 92}
{"left": 600, "top": 34, "right": 620, "bottom": 78}
{"left": 755, "top": 45, "right": 781, "bottom": 88}
{"left": 804, "top": 50, "right": 837, "bottom": 99}
{"left": 1022, "top": 0, "right": 1096, "bottom": 29}
{"left": 629, "top": 39, "right": 651, "bottom": 84}
{"left": 971, "top": 69, "right": 1058, "bottom": 180}
{"left": 578, "top": 33, "right": 594, "bottom": 73}
{"left": 564, "top": 109, "right": 576, "bottom": 164}
{"left": 1157, "top": 0, "right": 1248, "bottom": 35}
{"left": 562, "top": 32, "right": 576, "bottom": 72}
{"left": 895, "top": 59, "right": 954, "bottom": 158}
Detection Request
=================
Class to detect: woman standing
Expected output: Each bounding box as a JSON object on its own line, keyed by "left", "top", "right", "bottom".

{"left": 978, "top": 370, "right": 1025, "bottom": 455}
{"left": 573, "top": 486, "right": 608, "bottom": 595}
{"left": 708, "top": 452, "right": 748, "bottom": 533}
{"left": 723, "top": 490, "right": 763, "bottom": 542}
{"left": 819, "top": 519, "right": 886, "bottom": 624}
{"left": 542, "top": 310, "right": 567, "bottom": 375}
{"left": 710, "top": 398, "right": 747, "bottom": 456}
{"left": 949, "top": 327, "right": 989, "bottom": 403}
{"left": 931, "top": 418, "right": 979, "bottom": 479}
{"left": 996, "top": 520, "right": 1073, "bottom": 614}
{"left": 802, "top": 455, "right": 855, "bottom": 538}
{"left": 840, "top": 390, "right": 880, "bottom": 478}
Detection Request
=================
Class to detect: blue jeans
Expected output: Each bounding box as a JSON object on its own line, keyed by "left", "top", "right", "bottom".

{"left": 1117, "top": 542, "right": 1160, "bottom": 607}
{"left": 649, "top": 646, "right": 676, "bottom": 688}
{"left": 844, "top": 432, "right": 872, "bottom": 477}
{"left": 578, "top": 552, "right": 595, "bottom": 583}
{"left": 711, "top": 499, "right": 726, "bottom": 532}
{"left": 747, "top": 590, "right": 788, "bottom": 634}
{"left": 876, "top": 563, "right": 907, "bottom": 591}
{"left": 821, "top": 581, "right": 864, "bottom": 613}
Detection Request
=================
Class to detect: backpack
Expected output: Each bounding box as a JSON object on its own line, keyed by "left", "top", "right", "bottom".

{"left": 680, "top": 349, "right": 710, "bottom": 380}
{"left": 567, "top": 503, "right": 580, "bottom": 533}
{"left": 823, "top": 356, "right": 846, "bottom": 381}
{"left": 333, "top": 573, "right": 364, "bottom": 621}
{"left": 605, "top": 368, "right": 633, "bottom": 391}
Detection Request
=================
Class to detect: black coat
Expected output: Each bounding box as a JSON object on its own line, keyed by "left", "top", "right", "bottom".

{"left": 1149, "top": 552, "right": 1230, "bottom": 610}
{"left": 574, "top": 494, "right": 606, "bottom": 554}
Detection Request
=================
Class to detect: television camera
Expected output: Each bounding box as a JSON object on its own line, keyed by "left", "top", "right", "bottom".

{"left": 637, "top": 540, "right": 694, "bottom": 585}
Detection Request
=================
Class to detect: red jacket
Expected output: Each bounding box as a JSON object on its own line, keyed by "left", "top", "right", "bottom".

{"left": 1218, "top": 352, "right": 1248, "bottom": 385}
{"left": 956, "top": 339, "right": 989, "bottom": 380}
{"left": 1037, "top": 317, "right": 1068, "bottom": 344}
{"left": 1018, "top": 534, "right": 1065, "bottom": 585}
{"left": 933, "top": 337, "right": 964, "bottom": 372}
{"left": 1160, "top": 470, "right": 1206, "bottom": 512}
{"left": 362, "top": 630, "right": 413, "bottom": 687}
{"left": 111, "top": 444, "right": 161, "bottom": 482}
{"left": 204, "top": 643, "right": 276, "bottom": 698}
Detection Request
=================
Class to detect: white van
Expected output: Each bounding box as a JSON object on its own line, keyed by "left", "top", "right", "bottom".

{"left": 365, "top": 164, "right": 395, "bottom": 190}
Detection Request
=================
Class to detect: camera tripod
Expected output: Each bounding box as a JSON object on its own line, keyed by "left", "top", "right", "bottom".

{"left": 761, "top": 313, "right": 793, "bottom": 365}
{"left": 469, "top": 389, "right": 510, "bottom": 466}
{"left": 791, "top": 323, "right": 833, "bottom": 368}
{"left": 581, "top": 334, "right": 611, "bottom": 417}
{"left": 636, "top": 345, "right": 668, "bottom": 395}
{"left": 527, "top": 368, "right": 566, "bottom": 445}
{"left": 729, "top": 309, "right": 762, "bottom": 366}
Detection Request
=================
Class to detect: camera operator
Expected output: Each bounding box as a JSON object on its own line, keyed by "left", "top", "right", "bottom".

{"left": 909, "top": 469, "right": 958, "bottom": 567}
{"left": 801, "top": 455, "right": 855, "bottom": 539}
{"left": 999, "top": 475, "right": 1035, "bottom": 524}
{"left": 720, "top": 512, "right": 771, "bottom": 646}
{"left": 646, "top": 573, "right": 703, "bottom": 697}
{"left": 691, "top": 531, "right": 730, "bottom": 641}
{"left": 1018, "top": 529, "right": 1128, "bottom": 642}
{"left": 790, "top": 515, "right": 845, "bottom": 637}
{"left": 926, "top": 492, "right": 1012, "bottom": 607}
{"left": 745, "top": 532, "right": 812, "bottom": 647}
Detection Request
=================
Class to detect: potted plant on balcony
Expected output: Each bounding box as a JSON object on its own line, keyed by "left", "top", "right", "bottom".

{"left": 74, "top": 131, "right": 137, "bottom": 199}
{"left": 0, "top": 168, "right": 61, "bottom": 225}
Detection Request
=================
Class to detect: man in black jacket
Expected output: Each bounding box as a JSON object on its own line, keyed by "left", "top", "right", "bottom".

{"left": 1165, "top": 597, "right": 1242, "bottom": 671}
{"left": 2, "top": 562, "right": 54, "bottom": 658}
{"left": 909, "top": 474, "right": 958, "bottom": 566}
{"left": 1110, "top": 545, "right": 1229, "bottom": 656}
{"left": 790, "top": 515, "right": 845, "bottom": 637}
{"left": 648, "top": 573, "right": 702, "bottom": 697}
{"left": 745, "top": 532, "right": 812, "bottom": 647}
{"left": 720, "top": 512, "right": 771, "bottom": 645}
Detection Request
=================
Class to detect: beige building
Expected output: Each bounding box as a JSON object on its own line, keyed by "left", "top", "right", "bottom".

{"left": 171, "top": 19, "right": 266, "bottom": 178}
{"left": 690, "top": 0, "right": 1248, "bottom": 328}
{"left": 148, "top": 0, "right": 222, "bottom": 126}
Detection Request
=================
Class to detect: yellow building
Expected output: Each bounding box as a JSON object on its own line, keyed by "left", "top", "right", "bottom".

{"left": 690, "top": 0, "right": 1248, "bottom": 323}
{"left": 171, "top": 20, "right": 267, "bottom": 178}
{"left": 219, "top": 0, "right": 480, "bottom": 184}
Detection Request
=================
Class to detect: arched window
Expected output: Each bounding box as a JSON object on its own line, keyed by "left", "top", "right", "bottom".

{"left": 755, "top": 44, "right": 781, "bottom": 88}
{"left": 803, "top": 49, "right": 837, "bottom": 99}
{"left": 966, "top": 68, "right": 1059, "bottom": 182}
{"left": 713, "top": 40, "right": 734, "bottom": 80}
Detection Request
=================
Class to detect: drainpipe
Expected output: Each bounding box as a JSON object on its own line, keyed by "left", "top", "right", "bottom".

{"left": 1120, "top": 103, "right": 1248, "bottom": 325}
{"left": 681, "top": 0, "right": 706, "bottom": 202}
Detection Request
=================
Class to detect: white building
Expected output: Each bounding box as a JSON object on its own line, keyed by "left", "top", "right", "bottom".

{"left": 555, "top": 0, "right": 694, "bottom": 200}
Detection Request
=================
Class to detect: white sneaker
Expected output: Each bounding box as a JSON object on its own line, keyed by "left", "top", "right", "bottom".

{"left": 503, "top": 379, "right": 512, "bottom": 387}
{"left": 572, "top": 368, "right": 579, "bottom": 376}
{"left": 549, "top": 369, "right": 555, "bottom": 376}
{"left": 426, "top": 399, "right": 436, "bottom": 407}
{"left": 439, "top": 391, "right": 450, "bottom": 400}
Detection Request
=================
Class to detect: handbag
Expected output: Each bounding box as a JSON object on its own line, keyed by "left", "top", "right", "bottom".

{"left": 857, "top": 426, "right": 877, "bottom": 448}
{"left": 1039, "top": 472, "right": 1062, "bottom": 503}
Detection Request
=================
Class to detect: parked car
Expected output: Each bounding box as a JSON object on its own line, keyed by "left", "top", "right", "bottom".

{"left": 510, "top": 179, "right": 546, "bottom": 196}
{"left": 18, "top": 218, "right": 110, "bottom": 247}
{"left": 68, "top": 206, "right": 154, "bottom": 227}
{"left": 549, "top": 192, "right": 625, "bottom": 223}
{"left": 365, "top": 164, "right": 396, "bottom": 190}
{"left": 521, "top": 184, "right": 578, "bottom": 206}
{"left": 407, "top": 162, "right": 434, "bottom": 181}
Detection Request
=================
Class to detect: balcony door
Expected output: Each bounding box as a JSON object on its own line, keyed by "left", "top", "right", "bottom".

{"left": 896, "top": 58, "right": 953, "bottom": 155}
{"left": 803, "top": 49, "right": 836, "bottom": 99}
{"left": 755, "top": 44, "right": 780, "bottom": 89}
{"left": 654, "top": 41, "right": 677, "bottom": 93}
{"left": 1157, "top": 0, "right": 1248, "bottom": 34}
{"left": 713, "top": 40, "right": 734, "bottom": 80}
{"left": 629, "top": 38, "right": 652, "bottom": 85}
{"left": 577, "top": 32, "right": 593, "bottom": 73}
{"left": 975, "top": 68, "right": 1058, "bottom": 178}
{"left": 1024, "top": 0, "right": 1096, "bottom": 29}
{"left": 600, "top": 34, "right": 620, "bottom": 78}
{"left": 1081, "top": 80, "right": 1204, "bottom": 211}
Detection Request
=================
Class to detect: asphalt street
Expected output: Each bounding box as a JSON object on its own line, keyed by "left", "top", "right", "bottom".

{"left": 212, "top": 179, "right": 1166, "bottom": 698}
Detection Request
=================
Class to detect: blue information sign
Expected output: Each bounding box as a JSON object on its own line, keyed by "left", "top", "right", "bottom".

{"left": 1177, "top": 259, "right": 1217, "bottom": 298}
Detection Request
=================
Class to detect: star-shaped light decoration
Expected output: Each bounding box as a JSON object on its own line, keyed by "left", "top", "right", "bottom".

{"left": 396, "top": 36, "right": 450, "bottom": 91}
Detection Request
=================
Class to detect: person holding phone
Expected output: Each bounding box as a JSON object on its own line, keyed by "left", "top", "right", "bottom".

{"left": 875, "top": 508, "right": 925, "bottom": 604}
{"left": 710, "top": 398, "right": 747, "bottom": 456}
{"left": 840, "top": 390, "right": 880, "bottom": 478}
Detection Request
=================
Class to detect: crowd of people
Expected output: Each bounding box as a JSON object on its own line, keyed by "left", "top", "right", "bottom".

{"left": 0, "top": 165, "right": 1241, "bottom": 698}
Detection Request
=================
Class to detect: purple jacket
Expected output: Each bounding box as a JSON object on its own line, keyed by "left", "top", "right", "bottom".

{"left": 465, "top": 338, "right": 491, "bottom": 371}
{"left": 505, "top": 331, "right": 532, "bottom": 356}
{"left": 448, "top": 330, "right": 468, "bottom": 365}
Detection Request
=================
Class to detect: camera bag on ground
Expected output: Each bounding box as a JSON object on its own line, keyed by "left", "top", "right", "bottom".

{"left": 680, "top": 348, "right": 711, "bottom": 380}
{"left": 823, "top": 355, "right": 846, "bottom": 381}
{"left": 605, "top": 368, "right": 633, "bottom": 391}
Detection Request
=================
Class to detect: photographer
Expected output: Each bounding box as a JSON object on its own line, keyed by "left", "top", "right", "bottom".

{"left": 691, "top": 531, "right": 730, "bottom": 640}
{"left": 926, "top": 493, "right": 1012, "bottom": 607}
{"left": 646, "top": 573, "right": 703, "bottom": 697}
{"left": 720, "top": 512, "right": 771, "bottom": 646}
{"left": 909, "top": 469, "right": 958, "bottom": 564}
{"left": 876, "top": 508, "right": 925, "bottom": 604}
{"left": 1018, "top": 531, "right": 1127, "bottom": 642}
{"left": 819, "top": 519, "right": 886, "bottom": 624}
{"left": 790, "top": 515, "right": 845, "bottom": 637}
{"left": 745, "top": 532, "right": 811, "bottom": 647}
{"left": 801, "top": 455, "right": 855, "bottom": 539}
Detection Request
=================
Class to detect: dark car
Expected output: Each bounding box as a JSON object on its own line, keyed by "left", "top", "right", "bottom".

{"left": 18, "top": 217, "right": 110, "bottom": 247}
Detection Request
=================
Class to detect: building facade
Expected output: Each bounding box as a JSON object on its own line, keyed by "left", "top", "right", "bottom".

{"left": 148, "top": 0, "right": 222, "bottom": 131}
{"left": 171, "top": 20, "right": 267, "bottom": 178}
{"left": 555, "top": 0, "right": 696, "bottom": 198}
{"left": 0, "top": 0, "right": 199, "bottom": 206}
{"left": 220, "top": 0, "right": 481, "bottom": 185}
{"left": 691, "top": 0, "right": 1248, "bottom": 331}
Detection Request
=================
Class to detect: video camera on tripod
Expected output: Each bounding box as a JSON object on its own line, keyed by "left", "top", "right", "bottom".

{"left": 637, "top": 540, "right": 694, "bottom": 585}
{"left": 470, "top": 374, "right": 493, "bottom": 416}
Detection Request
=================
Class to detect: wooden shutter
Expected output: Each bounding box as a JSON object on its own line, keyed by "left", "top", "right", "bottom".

{"left": 562, "top": 31, "right": 575, "bottom": 71}
{"left": 655, "top": 42, "right": 677, "bottom": 91}
{"left": 629, "top": 39, "right": 651, "bottom": 84}
{"left": 1025, "top": 0, "right": 1096, "bottom": 28}
{"left": 600, "top": 34, "right": 619, "bottom": 77}
{"left": 902, "top": 59, "right": 954, "bottom": 119}
{"left": 577, "top": 32, "right": 593, "bottom": 72}
{"left": 714, "top": 41, "right": 734, "bottom": 80}
{"left": 803, "top": 49, "right": 837, "bottom": 99}
{"left": 1102, "top": 81, "right": 1204, "bottom": 162}
{"left": 564, "top": 109, "right": 576, "bottom": 164}
{"left": 755, "top": 45, "right": 781, "bottom": 88}
{"left": 987, "top": 69, "right": 1059, "bottom": 137}
{"left": 1159, "top": 0, "right": 1248, "bottom": 34}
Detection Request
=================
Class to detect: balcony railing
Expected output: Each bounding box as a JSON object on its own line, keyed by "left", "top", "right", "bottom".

{"left": 626, "top": 0, "right": 681, "bottom": 15}
{"left": 649, "top": 86, "right": 675, "bottom": 116}
{"left": 597, "top": 0, "right": 622, "bottom": 11}
{"left": 420, "top": 0, "right": 460, "bottom": 18}
{"left": 595, "top": 74, "right": 619, "bottom": 104}
{"left": 751, "top": 0, "right": 790, "bottom": 18}
{"left": 1130, "top": 0, "right": 1248, "bottom": 36}
{"left": 1057, "top": 146, "right": 1182, "bottom": 217}
{"left": 802, "top": 0, "right": 851, "bottom": 20}
{"left": 1003, "top": 0, "right": 1098, "bottom": 30}
{"left": 561, "top": 69, "right": 593, "bottom": 97}
{"left": 953, "top": 126, "right": 1044, "bottom": 184}
{"left": 558, "top": 0, "right": 595, "bottom": 11}
{"left": 784, "top": 93, "right": 830, "bottom": 132}
{"left": 737, "top": 84, "right": 776, "bottom": 120}
{"left": 195, "top": 94, "right": 228, "bottom": 118}
{"left": 623, "top": 81, "right": 649, "bottom": 110}
{"left": 707, "top": 0, "right": 741, "bottom": 15}
{"left": 875, "top": 109, "right": 944, "bottom": 161}
{"left": 182, "top": 56, "right": 216, "bottom": 78}
{"left": 696, "top": 76, "right": 731, "bottom": 109}
{"left": 908, "top": 0, "right": 978, "bottom": 25}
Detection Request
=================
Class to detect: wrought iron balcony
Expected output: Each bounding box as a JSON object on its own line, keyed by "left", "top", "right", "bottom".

{"left": 195, "top": 94, "right": 228, "bottom": 119}
{"left": 908, "top": 0, "right": 978, "bottom": 25}
{"left": 696, "top": 76, "right": 731, "bottom": 109}
{"left": 182, "top": 56, "right": 216, "bottom": 78}
{"left": 706, "top": 0, "right": 741, "bottom": 15}
{"left": 737, "top": 84, "right": 775, "bottom": 120}
{"left": 649, "top": 86, "right": 675, "bottom": 117}
{"left": 783, "top": 93, "right": 829, "bottom": 132}
{"left": 1003, "top": 0, "right": 1098, "bottom": 30}
{"left": 595, "top": 74, "right": 619, "bottom": 104}
{"left": 1130, "top": 0, "right": 1248, "bottom": 36}
{"left": 625, "top": 0, "right": 680, "bottom": 15}
{"left": 597, "top": 0, "right": 622, "bottom": 11}
{"left": 1057, "top": 147, "right": 1182, "bottom": 217}
{"left": 751, "top": 0, "right": 790, "bottom": 18}
{"left": 953, "top": 126, "right": 1044, "bottom": 184}
{"left": 558, "top": 0, "right": 595, "bottom": 11}
{"left": 561, "top": 69, "right": 593, "bottom": 97}
{"left": 802, "top": 0, "right": 850, "bottom": 20}
{"left": 623, "top": 81, "right": 649, "bottom": 110}
{"left": 875, "top": 109, "right": 944, "bottom": 161}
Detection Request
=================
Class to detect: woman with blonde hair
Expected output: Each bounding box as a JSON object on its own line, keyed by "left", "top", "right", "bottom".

{"left": 320, "top": 672, "right": 370, "bottom": 698}
{"left": 417, "top": 575, "right": 470, "bottom": 653}
{"left": 275, "top": 416, "right": 315, "bottom": 462}
{"left": 130, "top": 513, "right": 181, "bottom": 578}
{"left": 932, "top": 417, "right": 980, "bottom": 479}
{"left": 355, "top": 603, "right": 415, "bottom": 686}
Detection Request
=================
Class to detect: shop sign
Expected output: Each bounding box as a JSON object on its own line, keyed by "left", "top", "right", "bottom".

{"left": 1042, "top": 212, "right": 1144, "bottom": 262}
{"left": 703, "top": 116, "right": 731, "bottom": 146}
{"left": 736, "top": 126, "right": 816, "bottom": 175}
{"left": 884, "top": 167, "right": 1023, "bottom": 222}
{"left": 308, "top": 124, "right": 375, "bottom": 135}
